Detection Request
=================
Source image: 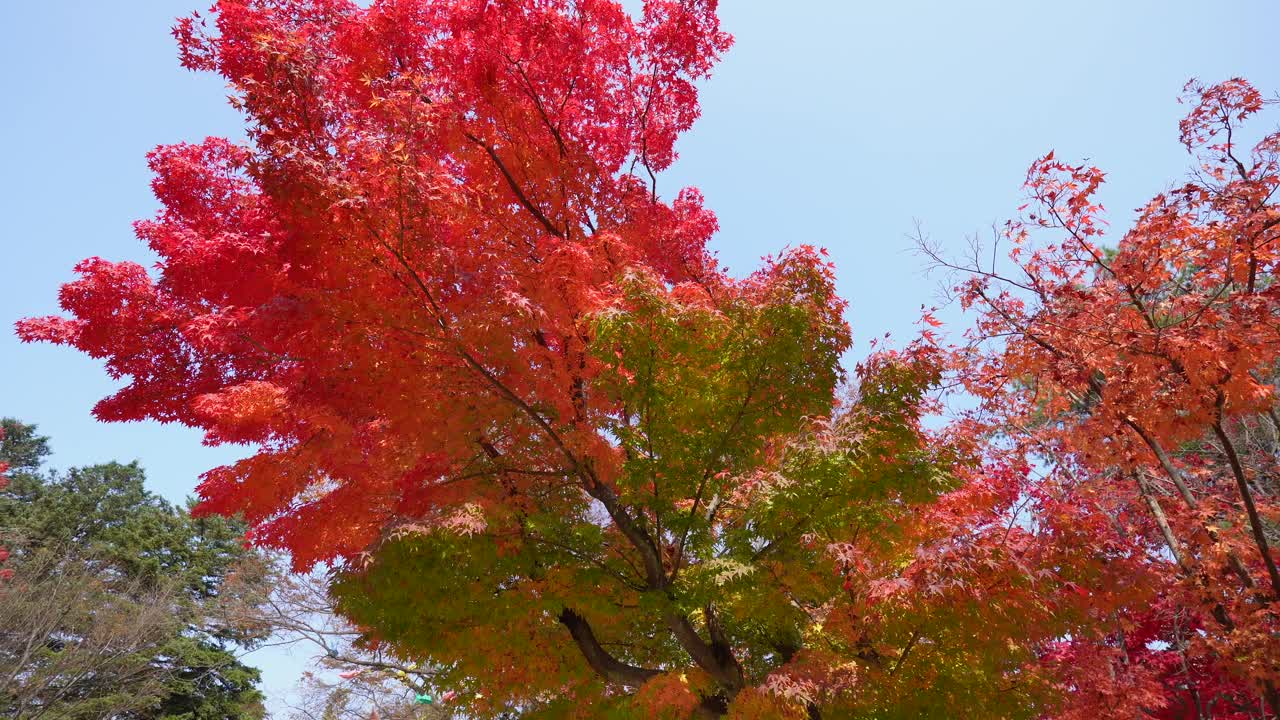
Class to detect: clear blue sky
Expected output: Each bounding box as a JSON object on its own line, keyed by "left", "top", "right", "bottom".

{"left": 3, "top": 0, "right": 1279, "bottom": 713}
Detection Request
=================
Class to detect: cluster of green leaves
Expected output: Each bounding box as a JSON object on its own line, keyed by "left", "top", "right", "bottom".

{"left": 0, "top": 419, "right": 266, "bottom": 720}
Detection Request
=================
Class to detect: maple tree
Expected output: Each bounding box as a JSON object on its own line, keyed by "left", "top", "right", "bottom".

{"left": 930, "top": 77, "right": 1280, "bottom": 717}
{"left": 15, "top": 0, "right": 1073, "bottom": 717}
{"left": 20, "top": 0, "right": 1280, "bottom": 716}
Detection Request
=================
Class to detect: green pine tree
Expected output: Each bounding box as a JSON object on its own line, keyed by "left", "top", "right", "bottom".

{"left": 0, "top": 419, "right": 267, "bottom": 719}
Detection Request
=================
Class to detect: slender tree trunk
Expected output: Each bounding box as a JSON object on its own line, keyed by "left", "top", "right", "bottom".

{"left": 1135, "top": 471, "right": 1187, "bottom": 570}
{"left": 1127, "top": 419, "right": 1258, "bottom": 588}
{"left": 1212, "top": 422, "right": 1280, "bottom": 598}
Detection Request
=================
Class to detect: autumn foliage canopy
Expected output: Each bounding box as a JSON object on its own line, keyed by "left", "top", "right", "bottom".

{"left": 17, "top": 0, "right": 1280, "bottom": 717}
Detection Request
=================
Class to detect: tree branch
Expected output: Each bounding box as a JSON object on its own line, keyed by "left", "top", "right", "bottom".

{"left": 1211, "top": 420, "right": 1280, "bottom": 598}
{"left": 558, "top": 608, "right": 660, "bottom": 688}
{"left": 663, "top": 613, "right": 743, "bottom": 691}
{"left": 464, "top": 131, "right": 566, "bottom": 240}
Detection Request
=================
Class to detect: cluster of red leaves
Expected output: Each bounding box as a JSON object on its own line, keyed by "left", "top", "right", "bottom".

{"left": 1042, "top": 598, "right": 1263, "bottom": 720}
{"left": 16, "top": 0, "right": 1280, "bottom": 716}
{"left": 18, "top": 0, "right": 743, "bottom": 572}
{"left": 633, "top": 670, "right": 712, "bottom": 719}
{"left": 953, "top": 77, "right": 1280, "bottom": 716}
{"left": 15, "top": 1, "right": 845, "bottom": 714}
